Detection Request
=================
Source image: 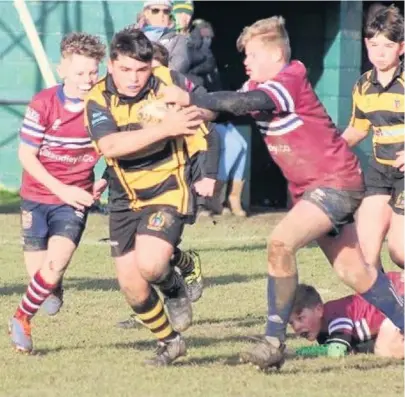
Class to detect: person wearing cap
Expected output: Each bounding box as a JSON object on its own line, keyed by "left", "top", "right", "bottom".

{"left": 140, "top": 0, "right": 191, "bottom": 74}
{"left": 172, "top": 0, "right": 194, "bottom": 34}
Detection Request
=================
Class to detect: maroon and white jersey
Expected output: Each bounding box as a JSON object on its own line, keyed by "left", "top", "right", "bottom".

{"left": 20, "top": 85, "right": 99, "bottom": 204}
{"left": 317, "top": 272, "right": 404, "bottom": 349}
{"left": 240, "top": 60, "right": 364, "bottom": 201}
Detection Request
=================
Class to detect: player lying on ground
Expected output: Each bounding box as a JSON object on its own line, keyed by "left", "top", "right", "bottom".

{"left": 116, "top": 39, "right": 220, "bottom": 329}
{"left": 290, "top": 272, "right": 404, "bottom": 359}
{"left": 342, "top": 5, "right": 404, "bottom": 271}
{"left": 85, "top": 29, "right": 217, "bottom": 366}
{"left": 9, "top": 33, "right": 107, "bottom": 353}
{"left": 160, "top": 16, "right": 405, "bottom": 370}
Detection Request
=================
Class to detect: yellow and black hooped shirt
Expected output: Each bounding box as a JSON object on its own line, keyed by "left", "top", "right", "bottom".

{"left": 350, "top": 62, "right": 404, "bottom": 166}
{"left": 84, "top": 66, "right": 212, "bottom": 216}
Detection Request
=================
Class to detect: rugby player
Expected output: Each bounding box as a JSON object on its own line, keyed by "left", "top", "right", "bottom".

{"left": 160, "top": 16, "right": 405, "bottom": 370}
{"left": 9, "top": 33, "right": 107, "bottom": 353}
{"left": 115, "top": 39, "right": 219, "bottom": 329}
{"left": 342, "top": 5, "right": 404, "bottom": 271}
{"left": 290, "top": 272, "right": 404, "bottom": 359}
{"left": 85, "top": 29, "right": 216, "bottom": 366}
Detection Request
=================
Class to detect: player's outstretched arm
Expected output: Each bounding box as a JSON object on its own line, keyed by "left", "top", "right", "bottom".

{"left": 161, "top": 85, "right": 276, "bottom": 116}
{"left": 168, "top": 69, "right": 218, "bottom": 122}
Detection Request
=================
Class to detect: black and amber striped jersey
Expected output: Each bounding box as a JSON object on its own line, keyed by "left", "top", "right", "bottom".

{"left": 349, "top": 63, "right": 404, "bottom": 166}
{"left": 84, "top": 66, "right": 215, "bottom": 215}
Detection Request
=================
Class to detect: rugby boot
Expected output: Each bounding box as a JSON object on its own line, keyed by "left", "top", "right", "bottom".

{"left": 144, "top": 334, "right": 187, "bottom": 366}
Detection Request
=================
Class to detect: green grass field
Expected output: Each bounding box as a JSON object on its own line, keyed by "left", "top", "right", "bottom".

{"left": 0, "top": 210, "right": 403, "bottom": 397}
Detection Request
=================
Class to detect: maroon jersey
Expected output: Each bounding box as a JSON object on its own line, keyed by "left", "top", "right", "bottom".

{"left": 20, "top": 85, "right": 99, "bottom": 204}
{"left": 241, "top": 60, "right": 364, "bottom": 201}
{"left": 317, "top": 272, "right": 404, "bottom": 349}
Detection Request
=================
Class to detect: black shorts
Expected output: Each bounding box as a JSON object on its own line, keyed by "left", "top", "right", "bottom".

{"left": 21, "top": 199, "right": 88, "bottom": 251}
{"left": 365, "top": 161, "right": 404, "bottom": 215}
{"left": 109, "top": 206, "right": 185, "bottom": 257}
{"left": 302, "top": 187, "right": 364, "bottom": 236}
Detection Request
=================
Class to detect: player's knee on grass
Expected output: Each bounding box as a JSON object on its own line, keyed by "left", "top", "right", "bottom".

{"left": 267, "top": 239, "right": 297, "bottom": 277}
{"left": 375, "top": 318, "right": 404, "bottom": 359}
{"left": 135, "top": 235, "right": 175, "bottom": 282}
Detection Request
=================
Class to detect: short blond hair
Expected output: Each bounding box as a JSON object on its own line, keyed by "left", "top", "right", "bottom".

{"left": 236, "top": 16, "right": 291, "bottom": 61}
{"left": 60, "top": 32, "right": 106, "bottom": 61}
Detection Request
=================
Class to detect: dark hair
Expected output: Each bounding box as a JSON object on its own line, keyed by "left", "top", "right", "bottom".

{"left": 152, "top": 42, "right": 169, "bottom": 66}
{"left": 365, "top": 4, "right": 404, "bottom": 43}
{"left": 110, "top": 29, "right": 153, "bottom": 62}
{"left": 291, "top": 284, "right": 323, "bottom": 315}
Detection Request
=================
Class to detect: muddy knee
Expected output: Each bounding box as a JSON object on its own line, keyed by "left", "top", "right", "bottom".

{"left": 267, "top": 240, "right": 297, "bottom": 276}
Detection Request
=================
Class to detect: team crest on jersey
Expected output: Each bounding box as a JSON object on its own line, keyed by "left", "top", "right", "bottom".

{"left": 21, "top": 210, "right": 33, "bottom": 230}
{"left": 395, "top": 192, "right": 404, "bottom": 210}
{"left": 147, "top": 211, "right": 166, "bottom": 231}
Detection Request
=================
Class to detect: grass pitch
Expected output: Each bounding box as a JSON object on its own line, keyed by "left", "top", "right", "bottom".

{"left": 0, "top": 209, "right": 403, "bottom": 397}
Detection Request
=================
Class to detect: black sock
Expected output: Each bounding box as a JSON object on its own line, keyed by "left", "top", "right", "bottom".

{"left": 170, "top": 248, "right": 194, "bottom": 277}
{"left": 53, "top": 280, "right": 63, "bottom": 295}
{"left": 155, "top": 269, "right": 184, "bottom": 299}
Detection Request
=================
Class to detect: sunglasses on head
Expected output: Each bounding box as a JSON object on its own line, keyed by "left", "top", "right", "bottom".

{"left": 150, "top": 8, "right": 171, "bottom": 15}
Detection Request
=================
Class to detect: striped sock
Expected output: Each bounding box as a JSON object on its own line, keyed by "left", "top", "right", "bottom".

{"left": 15, "top": 271, "right": 56, "bottom": 320}
{"left": 132, "top": 288, "right": 177, "bottom": 341}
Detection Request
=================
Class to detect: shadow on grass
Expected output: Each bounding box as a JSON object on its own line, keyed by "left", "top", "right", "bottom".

{"left": 262, "top": 358, "right": 403, "bottom": 376}
{"left": 0, "top": 202, "right": 20, "bottom": 214}
{"left": 175, "top": 354, "right": 242, "bottom": 367}
{"left": 0, "top": 272, "right": 266, "bottom": 296}
{"left": 111, "top": 332, "right": 302, "bottom": 353}
{"left": 194, "top": 314, "right": 265, "bottom": 328}
{"left": 0, "top": 190, "right": 20, "bottom": 214}
{"left": 107, "top": 336, "right": 403, "bottom": 372}
{"left": 197, "top": 243, "right": 267, "bottom": 253}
